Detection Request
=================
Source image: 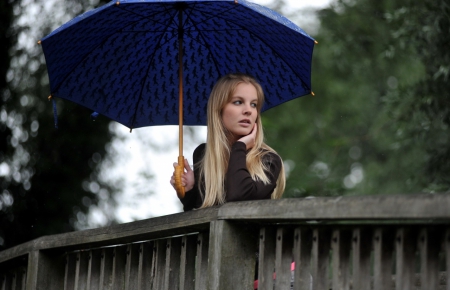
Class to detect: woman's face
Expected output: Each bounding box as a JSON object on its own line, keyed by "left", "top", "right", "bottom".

{"left": 222, "top": 82, "right": 258, "bottom": 142}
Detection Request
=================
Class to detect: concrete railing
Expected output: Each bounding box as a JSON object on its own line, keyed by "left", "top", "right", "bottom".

{"left": 0, "top": 194, "right": 449, "bottom": 290}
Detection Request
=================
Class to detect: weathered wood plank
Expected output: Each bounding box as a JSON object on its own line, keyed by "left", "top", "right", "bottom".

{"left": 311, "top": 228, "right": 331, "bottom": 290}
{"left": 258, "top": 227, "right": 276, "bottom": 290}
{"left": 292, "top": 227, "right": 312, "bottom": 290}
{"left": 373, "top": 228, "right": 394, "bottom": 290}
{"left": 331, "top": 229, "right": 352, "bottom": 290}
{"left": 74, "top": 251, "right": 89, "bottom": 290}
{"left": 419, "top": 228, "right": 440, "bottom": 290}
{"left": 99, "top": 248, "right": 114, "bottom": 290}
{"left": 165, "top": 237, "right": 182, "bottom": 290}
{"left": 65, "top": 253, "right": 76, "bottom": 290}
{"left": 274, "top": 227, "right": 293, "bottom": 290}
{"left": 21, "top": 268, "right": 26, "bottom": 290}
{"left": 153, "top": 239, "right": 167, "bottom": 290}
{"left": 1, "top": 274, "right": 7, "bottom": 290}
{"left": 194, "top": 232, "right": 209, "bottom": 290}
{"left": 446, "top": 229, "right": 450, "bottom": 290}
{"left": 352, "top": 228, "right": 372, "bottom": 290}
{"left": 137, "top": 242, "right": 153, "bottom": 290}
{"left": 395, "top": 228, "right": 417, "bottom": 290}
{"left": 179, "top": 235, "right": 196, "bottom": 290}
{"left": 23, "top": 250, "right": 65, "bottom": 290}
{"left": 124, "top": 244, "right": 140, "bottom": 290}
{"left": 111, "top": 246, "right": 126, "bottom": 290}
{"left": 218, "top": 195, "right": 450, "bottom": 221}
{"left": 207, "top": 220, "right": 257, "bottom": 290}
{"left": 87, "top": 249, "right": 101, "bottom": 290}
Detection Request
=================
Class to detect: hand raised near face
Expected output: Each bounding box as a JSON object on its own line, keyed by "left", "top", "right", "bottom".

{"left": 238, "top": 123, "right": 257, "bottom": 150}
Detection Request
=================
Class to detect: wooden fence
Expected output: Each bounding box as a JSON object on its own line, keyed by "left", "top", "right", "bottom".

{"left": 0, "top": 194, "right": 449, "bottom": 290}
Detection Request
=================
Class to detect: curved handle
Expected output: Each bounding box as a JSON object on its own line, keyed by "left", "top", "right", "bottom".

{"left": 174, "top": 156, "right": 185, "bottom": 199}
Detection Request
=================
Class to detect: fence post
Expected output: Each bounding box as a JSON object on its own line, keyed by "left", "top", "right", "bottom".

{"left": 26, "top": 250, "right": 65, "bottom": 290}
{"left": 207, "top": 220, "right": 257, "bottom": 290}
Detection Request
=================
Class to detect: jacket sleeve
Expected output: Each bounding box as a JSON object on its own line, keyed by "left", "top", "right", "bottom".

{"left": 225, "top": 141, "right": 282, "bottom": 202}
{"left": 178, "top": 144, "right": 205, "bottom": 211}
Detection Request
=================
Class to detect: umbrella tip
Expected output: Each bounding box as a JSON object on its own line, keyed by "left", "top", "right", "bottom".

{"left": 314, "top": 40, "right": 318, "bottom": 45}
{"left": 234, "top": 0, "right": 238, "bottom": 4}
{"left": 116, "top": 1, "right": 120, "bottom": 5}
{"left": 48, "top": 95, "right": 52, "bottom": 101}
{"left": 37, "top": 40, "right": 42, "bottom": 45}
{"left": 311, "top": 91, "right": 315, "bottom": 96}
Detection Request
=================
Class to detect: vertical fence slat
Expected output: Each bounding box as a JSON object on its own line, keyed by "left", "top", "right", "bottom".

{"left": 195, "top": 232, "right": 209, "bottom": 290}
{"left": 76, "top": 251, "right": 89, "bottom": 290}
{"left": 180, "top": 235, "right": 197, "bottom": 290}
{"left": 137, "top": 241, "right": 153, "bottom": 290}
{"left": 446, "top": 229, "right": 450, "bottom": 290}
{"left": 331, "top": 229, "right": 352, "bottom": 290}
{"left": 99, "top": 248, "right": 114, "bottom": 290}
{"left": 87, "top": 249, "right": 101, "bottom": 290}
{"left": 419, "top": 228, "right": 440, "bottom": 290}
{"left": 165, "top": 237, "right": 182, "bottom": 290}
{"left": 293, "top": 227, "right": 312, "bottom": 290}
{"left": 112, "top": 246, "right": 126, "bottom": 290}
{"left": 87, "top": 250, "right": 93, "bottom": 290}
{"left": 395, "top": 228, "right": 417, "bottom": 290}
{"left": 11, "top": 272, "right": 16, "bottom": 290}
{"left": 274, "top": 227, "right": 293, "bottom": 290}
{"left": 65, "top": 253, "right": 76, "bottom": 290}
{"left": 21, "top": 268, "right": 26, "bottom": 290}
{"left": 352, "top": 228, "right": 372, "bottom": 290}
{"left": 258, "top": 227, "right": 276, "bottom": 290}
{"left": 153, "top": 239, "right": 167, "bottom": 290}
{"left": 125, "top": 244, "right": 140, "bottom": 290}
{"left": 373, "top": 228, "right": 394, "bottom": 290}
{"left": 74, "top": 252, "right": 81, "bottom": 290}
{"left": 1, "top": 274, "right": 6, "bottom": 290}
{"left": 311, "top": 228, "right": 331, "bottom": 290}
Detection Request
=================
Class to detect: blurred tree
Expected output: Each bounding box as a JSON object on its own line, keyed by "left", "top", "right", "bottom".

{"left": 0, "top": 0, "right": 116, "bottom": 250}
{"left": 263, "top": 0, "right": 449, "bottom": 197}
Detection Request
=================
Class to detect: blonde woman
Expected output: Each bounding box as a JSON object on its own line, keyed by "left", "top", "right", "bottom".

{"left": 170, "top": 73, "right": 285, "bottom": 211}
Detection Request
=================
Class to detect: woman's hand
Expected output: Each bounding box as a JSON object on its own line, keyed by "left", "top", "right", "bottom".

{"left": 170, "top": 159, "right": 195, "bottom": 193}
{"left": 238, "top": 123, "right": 257, "bottom": 150}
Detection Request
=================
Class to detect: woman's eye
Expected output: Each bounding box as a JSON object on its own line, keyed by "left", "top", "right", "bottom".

{"left": 233, "top": 100, "right": 242, "bottom": 105}
{"left": 251, "top": 103, "right": 257, "bottom": 108}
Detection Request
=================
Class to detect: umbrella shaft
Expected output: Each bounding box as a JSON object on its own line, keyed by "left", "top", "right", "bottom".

{"left": 178, "top": 10, "right": 184, "bottom": 157}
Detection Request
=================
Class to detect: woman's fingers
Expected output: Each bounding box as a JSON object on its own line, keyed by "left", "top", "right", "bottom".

{"left": 184, "top": 159, "right": 193, "bottom": 172}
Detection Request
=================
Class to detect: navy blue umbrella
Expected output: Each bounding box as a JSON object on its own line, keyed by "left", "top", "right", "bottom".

{"left": 40, "top": 0, "right": 316, "bottom": 196}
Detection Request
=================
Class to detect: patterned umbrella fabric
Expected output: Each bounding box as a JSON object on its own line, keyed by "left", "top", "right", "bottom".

{"left": 40, "top": 0, "right": 316, "bottom": 129}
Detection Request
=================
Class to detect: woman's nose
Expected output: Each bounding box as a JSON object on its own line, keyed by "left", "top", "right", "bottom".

{"left": 243, "top": 104, "right": 252, "bottom": 115}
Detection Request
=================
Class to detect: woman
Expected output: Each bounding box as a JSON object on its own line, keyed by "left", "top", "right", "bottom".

{"left": 170, "top": 73, "right": 285, "bottom": 211}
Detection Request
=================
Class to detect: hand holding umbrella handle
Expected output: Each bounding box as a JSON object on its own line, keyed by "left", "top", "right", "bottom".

{"left": 174, "top": 156, "right": 185, "bottom": 198}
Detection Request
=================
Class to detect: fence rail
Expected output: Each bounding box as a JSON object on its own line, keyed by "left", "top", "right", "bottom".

{"left": 1, "top": 194, "right": 449, "bottom": 290}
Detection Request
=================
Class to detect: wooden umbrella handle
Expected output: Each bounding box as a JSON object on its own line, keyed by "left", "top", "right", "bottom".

{"left": 174, "top": 155, "right": 185, "bottom": 198}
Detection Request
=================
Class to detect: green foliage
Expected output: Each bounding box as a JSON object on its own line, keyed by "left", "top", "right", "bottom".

{"left": 263, "top": 0, "right": 450, "bottom": 197}
{"left": 0, "top": 0, "right": 116, "bottom": 250}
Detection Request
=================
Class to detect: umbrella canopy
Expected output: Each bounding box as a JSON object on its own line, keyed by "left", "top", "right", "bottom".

{"left": 40, "top": 0, "right": 316, "bottom": 196}
{"left": 40, "top": 0, "right": 315, "bottom": 128}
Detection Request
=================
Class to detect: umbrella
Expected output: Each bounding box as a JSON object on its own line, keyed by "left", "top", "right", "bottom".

{"left": 39, "top": 0, "right": 316, "bottom": 197}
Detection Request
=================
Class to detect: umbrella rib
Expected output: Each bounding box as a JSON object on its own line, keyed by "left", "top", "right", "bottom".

{"left": 187, "top": 4, "right": 312, "bottom": 91}
{"left": 50, "top": 5, "right": 178, "bottom": 96}
{"left": 115, "top": 4, "right": 178, "bottom": 31}
{"left": 50, "top": 33, "right": 121, "bottom": 96}
{"left": 128, "top": 11, "right": 180, "bottom": 129}
{"left": 181, "top": 5, "right": 223, "bottom": 76}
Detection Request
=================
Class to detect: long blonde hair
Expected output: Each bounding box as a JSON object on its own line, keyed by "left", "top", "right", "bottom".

{"left": 198, "top": 73, "right": 285, "bottom": 208}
